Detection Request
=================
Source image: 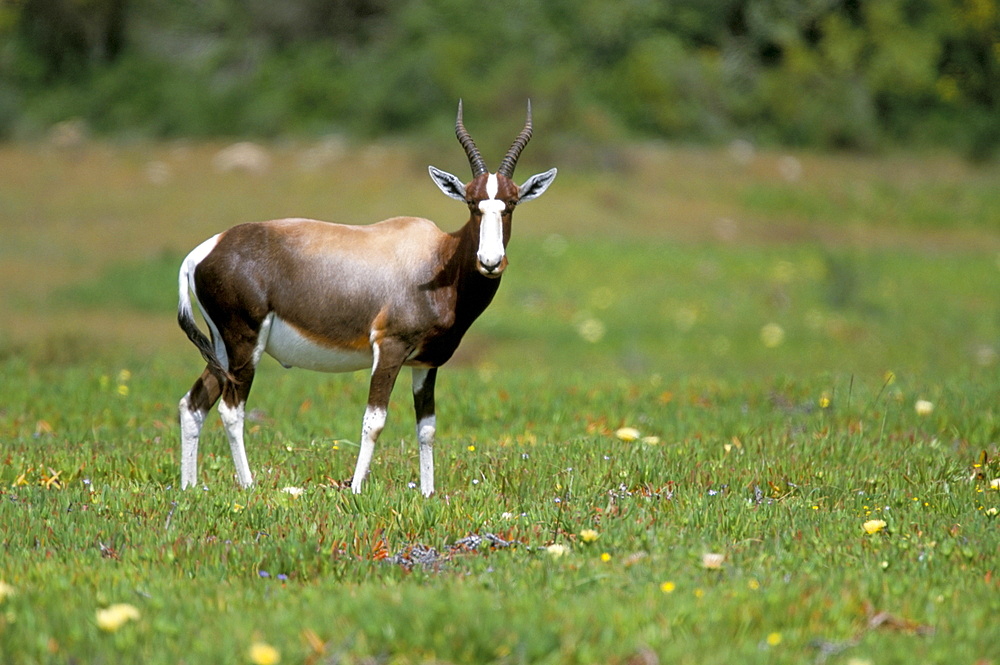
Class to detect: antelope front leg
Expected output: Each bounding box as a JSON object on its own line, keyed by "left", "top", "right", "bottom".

{"left": 412, "top": 367, "right": 438, "bottom": 497}
{"left": 351, "top": 339, "right": 405, "bottom": 494}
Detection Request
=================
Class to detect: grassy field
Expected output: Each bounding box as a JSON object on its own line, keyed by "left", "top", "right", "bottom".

{"left": 0, "top": 139, "right": 998, "bottom": 664}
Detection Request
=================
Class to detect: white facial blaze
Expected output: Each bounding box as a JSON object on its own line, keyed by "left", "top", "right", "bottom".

{"left": 477, "top": 173, "right": 505, "bottom": 273}
{"left": 486, "top": 171, "right": 499, "bottom": 199}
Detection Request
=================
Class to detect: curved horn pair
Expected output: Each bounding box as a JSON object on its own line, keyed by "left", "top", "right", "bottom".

{"left": 455, "top": 100, "right": 533, "bottom": 179}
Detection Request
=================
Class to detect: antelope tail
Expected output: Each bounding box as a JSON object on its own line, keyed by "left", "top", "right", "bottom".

{"left": 177, "top": 248, "right": 235, "bottom": 384}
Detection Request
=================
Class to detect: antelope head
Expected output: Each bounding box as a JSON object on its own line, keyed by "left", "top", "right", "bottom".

{"left": 429, "top": 100, "right": 557, "bottom": 278}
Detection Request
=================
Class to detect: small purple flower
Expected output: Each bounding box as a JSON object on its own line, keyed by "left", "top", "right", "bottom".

{"left": 258, "top": 570, "right": 270, "bottom": 578}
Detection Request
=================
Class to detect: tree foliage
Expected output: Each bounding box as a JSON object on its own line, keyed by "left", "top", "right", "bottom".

{"left": 0, "top": 0, "right": 997, "bottom": 154}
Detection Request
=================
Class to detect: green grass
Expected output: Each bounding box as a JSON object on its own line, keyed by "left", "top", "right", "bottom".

{"left": 0, "top": 141, "right": 998, "bottom": 664}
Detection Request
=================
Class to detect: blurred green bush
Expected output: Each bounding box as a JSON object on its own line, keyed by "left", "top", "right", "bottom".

{"left": 1, "top": 0, "right": 997, "bottom": 156}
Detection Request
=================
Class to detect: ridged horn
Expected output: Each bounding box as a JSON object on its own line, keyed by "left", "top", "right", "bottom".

{"left": 455, "top": 99, "right": 488, "bottom": 178}
{"left": 497, "top": 100, "right": 533, "bottom": 178}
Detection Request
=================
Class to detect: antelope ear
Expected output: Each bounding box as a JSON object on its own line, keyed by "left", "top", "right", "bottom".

{"left": 428, "top": 166, "right": 467, "bottom": 201}
{"left": 517, "top": 168, "right": 557, "bottom": 203}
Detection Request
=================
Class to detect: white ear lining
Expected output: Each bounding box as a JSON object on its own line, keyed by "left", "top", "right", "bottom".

{"left": 428, "top": 166, "right": 467, "bottom": 201}
{"left": 518, "top": 168, "right": 558, "bottom": 203}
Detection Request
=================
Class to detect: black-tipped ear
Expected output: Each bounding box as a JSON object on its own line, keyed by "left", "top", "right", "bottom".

{"left": 428, "top": 166, "right": 467, "bottom": 201}
{"left": 517, "top": 168, "right": 557, "bottom": 203}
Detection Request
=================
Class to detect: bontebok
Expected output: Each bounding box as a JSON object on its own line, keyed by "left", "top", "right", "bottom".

{"left": 177, "top": 101, "right": 557, "bottom": 496}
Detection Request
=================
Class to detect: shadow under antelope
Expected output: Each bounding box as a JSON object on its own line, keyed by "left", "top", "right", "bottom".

{"left": 176, "top": 101, "right": 557, "bottom": 496}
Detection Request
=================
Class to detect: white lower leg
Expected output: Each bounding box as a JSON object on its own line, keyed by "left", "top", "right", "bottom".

{"left": 179, "top": 393, "right": 206, "bottom": 489}
{"left": 351, "top": 405, "right": 386, "bottom": 494}
{"left": 218, "top": 400, "right": 253, "bottom": 488}
{"left": 417, "top": 414, "right": 436, "bottom": 497}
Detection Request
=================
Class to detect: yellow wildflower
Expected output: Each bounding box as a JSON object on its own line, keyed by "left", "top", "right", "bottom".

{"left": 600, "top": 552, "right": 612, "bottom": 562}
{"left": 989, "top": 478, "right": 1000, "bottom": 491}
{"left": 248, "top": 641, "right": 281, "bottom": 665}
{"left": 615, "top": 427, "right": 641, "bottom": 442}
{"left": 0, "top": 581, "right": 16, "bottom": 602}
{"left": 766, "top": 632, "right": 782, "bottom": 646}
{"left": 96, "top": 603, "right": 140, "bottom": 632}
{"left": 579, "top": 529, "right": 599, "bottom": 543}
{"left": 660, "top": 581, "right": 676, "bottom": 593}
{"left": 863, "top": 519, "right": 887, "bottom": 534}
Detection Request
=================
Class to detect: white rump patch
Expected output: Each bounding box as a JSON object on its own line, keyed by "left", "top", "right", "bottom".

{"left": 180, "top": 234, "right": 230, "bottom": 371}
{"left": 264, "top": 315, "right": 372, "bottom": 373}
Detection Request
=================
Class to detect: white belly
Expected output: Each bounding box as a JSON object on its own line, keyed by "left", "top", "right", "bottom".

{"left": 263, "top": 315, "right": 372, "bottom": 373}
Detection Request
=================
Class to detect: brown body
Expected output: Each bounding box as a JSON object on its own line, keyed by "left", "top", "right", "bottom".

{"left": 177, "top": 102, "right": 556, "bottom": 495}
{"left": 198, "top": 215, "right": 504, "bottom": 369}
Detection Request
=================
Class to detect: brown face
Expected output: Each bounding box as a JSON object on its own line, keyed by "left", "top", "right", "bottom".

{"left": 429, "top": 99, "right": 558, "bottom": 278}
{"left": 465, "top": 172, "right": 519, "bottom": 278}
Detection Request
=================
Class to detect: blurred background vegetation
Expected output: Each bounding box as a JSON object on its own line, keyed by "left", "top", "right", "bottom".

{"left": 1, "top": 0, "right": 997, "bottom": 158}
